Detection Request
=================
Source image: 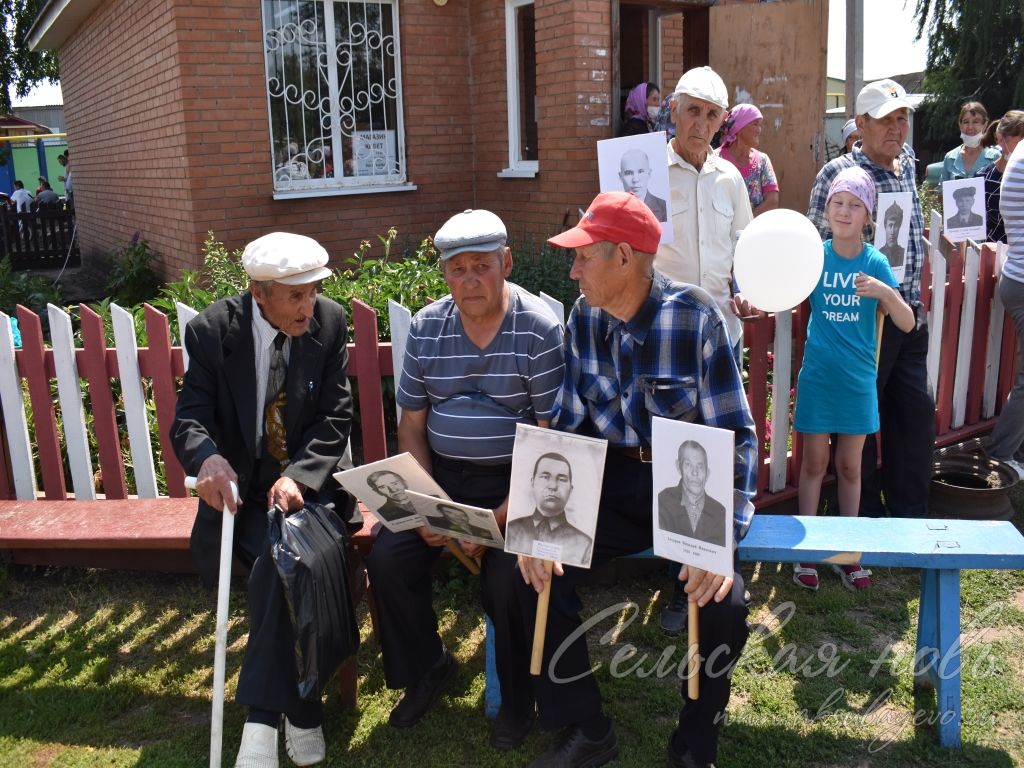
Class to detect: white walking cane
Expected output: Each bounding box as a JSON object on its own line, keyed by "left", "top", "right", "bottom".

{"left": 185, "top": 475, "right": 239, "bottom": 768}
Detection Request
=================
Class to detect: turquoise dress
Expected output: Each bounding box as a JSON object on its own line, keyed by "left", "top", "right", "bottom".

{"left": 795, "top": 241, "right": 899, "bottom": 434}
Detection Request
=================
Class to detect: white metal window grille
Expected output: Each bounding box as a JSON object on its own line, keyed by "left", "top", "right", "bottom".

{"left": 262, "top": 0, "right": 410, "bottom": 197}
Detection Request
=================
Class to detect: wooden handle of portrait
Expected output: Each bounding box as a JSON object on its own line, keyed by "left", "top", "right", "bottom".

{"left": 445, "top": 539, "right": 480, "bottom": 575}
{"left": 530, "top": 560, "right": 555, "bottom": 676}
{"left": 875, "top": 305, "right": 885, "bottom": 371}
{"left": 687, "top": 599, "right": 700, "bottom": 700}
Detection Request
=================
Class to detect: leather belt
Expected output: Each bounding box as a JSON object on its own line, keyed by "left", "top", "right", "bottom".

{"left": 612, "top": 445, "right": 652, "bottom": 463}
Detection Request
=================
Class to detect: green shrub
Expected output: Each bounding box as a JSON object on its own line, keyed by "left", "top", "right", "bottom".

{"left": 105, "top": 235, "right": 162, "bottom": 307}
{"left": 0, "top": 256, "right": 63, "bottom": 318}
{"left": 324, "top": 228, "right": 448, "bottom": 341}
{"left": 508, "top": 234, "right": 579, "bottom": 311}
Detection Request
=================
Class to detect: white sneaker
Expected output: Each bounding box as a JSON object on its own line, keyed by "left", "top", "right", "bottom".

{"left": 1004, "top": 459, "right": 1024, "bottom": 481}
{"left": 235, "top": 722, "right": 279, "bottom": 768}
{"left": 285, "top": 719, "right": 326, "bottom": 766}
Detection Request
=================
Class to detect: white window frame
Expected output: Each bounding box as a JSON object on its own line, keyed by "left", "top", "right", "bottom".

{"left": 261, "top": 0, "right": 415, "bottom": 199}
{"left": 499, "top": 0, "right": 538, "bottom": 178}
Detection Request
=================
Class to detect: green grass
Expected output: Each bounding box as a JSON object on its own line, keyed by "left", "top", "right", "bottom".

{"left": 3, "top": 508, "right": 1024, "bottom": 767}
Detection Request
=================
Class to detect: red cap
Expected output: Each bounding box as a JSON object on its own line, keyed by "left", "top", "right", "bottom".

{"left": 547, "top": 191, "right": 661, "bottom": 254}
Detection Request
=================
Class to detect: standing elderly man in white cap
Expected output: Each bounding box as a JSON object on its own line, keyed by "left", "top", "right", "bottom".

{"left": 653, "top": 65, "right": 755, "bottom": 635}
{"left": 366, "top": 209, "right": 564, "bottom": 748}
{"left": 172, "top": 232, "right": 354, "bottom": 767}
{"left": 807, "top": 79, "right": 935, "bottom": 521}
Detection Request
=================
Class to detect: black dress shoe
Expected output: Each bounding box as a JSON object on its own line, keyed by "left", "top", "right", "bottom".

{"left": 490, "top": 706, "right": 535, "bottom": 751}
{"left": 527, "top": 722, "right": 618, "bottom": 768}
{"left": 388, "top": 650, "right": 458, "bottom": 728}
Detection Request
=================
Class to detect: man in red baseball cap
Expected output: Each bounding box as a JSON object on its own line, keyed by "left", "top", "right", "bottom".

{"left": 495, "top": 190, "right": 757, "bottom": 768}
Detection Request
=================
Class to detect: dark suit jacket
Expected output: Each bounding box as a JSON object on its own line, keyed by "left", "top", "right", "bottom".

{"left": 879, "top": 242, "right": 905, "bottom": 268}
{"left": 505, "top": 511, "right": 593, "bottom": 564}
{"left": 435, "top": 519, "right": 493, "bottom": 541}
{"left": 947, "top": 211, "right": 983, "bottom": 229}
{"left": 171, "top": 292, "right": 353, "bottom": 585}
{"left": 375, "top": 499, "right": 415, "bottom": 523}
{"left": 644, "top": 191, "right": 668, "bottom": 223}
{"left": 657, "top": 483, "right": 727, "bottom": 547}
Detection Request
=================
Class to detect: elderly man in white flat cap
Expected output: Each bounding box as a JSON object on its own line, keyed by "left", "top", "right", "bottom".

{"left": 172, "top": 232, "right": 354, "bottom": 767}
{"left": 366, "top": 209, "right": 564, "bottom": 749}
{"left": 653, "top": 66, "right": 755, "bottom": 636}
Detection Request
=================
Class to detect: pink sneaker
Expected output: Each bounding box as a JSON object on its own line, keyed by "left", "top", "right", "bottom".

{"left": 832, "top": 563, "right": 872, "bottom": 591}
{"left": 792, "top": 563, "right": 819, "bottom": 590}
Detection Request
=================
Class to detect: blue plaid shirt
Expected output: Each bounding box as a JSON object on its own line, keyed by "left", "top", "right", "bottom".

{"left": 806, "top": 142, "right": 924, "bottom": 306}
{"left": 551, "top": 274, "right": 757, "bottom": 540}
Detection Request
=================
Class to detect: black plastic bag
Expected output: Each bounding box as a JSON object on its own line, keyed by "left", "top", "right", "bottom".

{"left": 268, "top": 501, "right": 360, "bottom": 701}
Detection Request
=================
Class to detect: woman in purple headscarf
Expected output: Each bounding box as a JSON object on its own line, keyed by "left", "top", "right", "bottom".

{"left": 618, "top": 81, "right": 661, "bottom": 137}
{"left": 715, "top": 103, "right": 780, "bottom": 216}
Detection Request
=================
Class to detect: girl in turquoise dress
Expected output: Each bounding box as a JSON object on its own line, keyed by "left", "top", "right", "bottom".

{"left": 793, "top": 166, "right": 915, "bottom": 591}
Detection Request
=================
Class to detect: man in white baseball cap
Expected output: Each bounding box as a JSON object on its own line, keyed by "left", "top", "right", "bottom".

{"left": 172, "top": 231, "right": 354, "bottom": 767}
{"left": 807, "top": 79, "right": 934, "bottom": 523}
{"left": 653, "top": 65, "right": 755, "bottom": 641}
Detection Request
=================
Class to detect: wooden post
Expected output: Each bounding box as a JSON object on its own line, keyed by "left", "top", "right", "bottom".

{"left": 530, "top": 560, "right": 555, "bottom": 675}
{"left": 687, "top": 600, "right": 699, "bottom": 700}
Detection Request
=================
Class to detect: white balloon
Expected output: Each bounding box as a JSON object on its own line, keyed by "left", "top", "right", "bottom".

{"left": 733, "top": 209, "right": 824, "bottom": 313}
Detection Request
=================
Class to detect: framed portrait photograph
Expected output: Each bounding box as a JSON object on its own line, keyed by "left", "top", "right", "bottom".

{"left": 504, "top": 424, "right": 608, "bottom": 568}
{"left": 873, "top": 191, "right": 912, "bottom": 284}
{"left": 651, "top": 416, "right": 734, "bottom": 578}
{"left": 333, "top": 453, "right": 449, "bottom": 532}
{"left": 597, "top": 132, "right": 673, "bottom": 243}
{"left": 404, "top": 491, "right": 505, "bottom": 548}
{"left": 942, "top": 177, "right": 987, "bottom": 243}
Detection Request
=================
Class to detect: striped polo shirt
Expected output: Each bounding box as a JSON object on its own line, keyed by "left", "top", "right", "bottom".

{"left": 397, "top": 283, "right": 566, "bottom": 464}
{"left": 1001, "top": 140, "right": 1024, "bottom": 284}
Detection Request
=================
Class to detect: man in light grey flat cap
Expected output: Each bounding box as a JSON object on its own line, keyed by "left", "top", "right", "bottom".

{"left": 366, "top": 209, "right": 564, "bottom": 749}
{"left": 172, "top": 231, "right": 354, "bottom": 768}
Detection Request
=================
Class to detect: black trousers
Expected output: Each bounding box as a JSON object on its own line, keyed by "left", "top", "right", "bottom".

{"left": 860, "top": 311, "right": 935, "bottom": 518}
{"left": 365, "top": 456, "right": 511, "bottom": 689}
{"left": 192, "top": 458, "right": 322, "bottom": 726}
{"left": 480, "top": 450, "right": 749, "bottom": 765}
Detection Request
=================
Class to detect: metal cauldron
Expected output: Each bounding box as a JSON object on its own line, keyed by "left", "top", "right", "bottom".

{"left": 931, "top": 443, "right": 1018, "bottom": 521}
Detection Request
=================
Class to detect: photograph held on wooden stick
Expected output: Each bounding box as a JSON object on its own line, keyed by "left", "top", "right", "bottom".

{"left": 504, "top": 423, "right": 608, "bottom": 675}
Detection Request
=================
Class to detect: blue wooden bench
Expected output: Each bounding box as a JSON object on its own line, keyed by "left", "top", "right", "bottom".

{"left": 484, "top": 515, "right": 1024, "bottom": 749}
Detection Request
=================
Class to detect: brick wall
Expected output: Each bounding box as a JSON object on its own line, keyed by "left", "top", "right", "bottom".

{"left": 60, "top": 0, "right": 196, "bottom": 274}
{"left": 61, "top": 0, "right": 477, "bottom": 276}
{"left": 56, "top": 0, "right": 820, "bottom": 278}
{"left": 473, "top": 0, "right": 613, "bottom": 242}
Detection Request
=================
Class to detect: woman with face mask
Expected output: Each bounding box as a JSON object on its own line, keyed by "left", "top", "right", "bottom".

{"left": 940, "top": 101, "right": 1002, "bottom": 181}
{"left": 974, "top": 111, "right": 1024, "bottom": 243}
{"left": 618, "top": 81, "right": 661, "bottom": 136}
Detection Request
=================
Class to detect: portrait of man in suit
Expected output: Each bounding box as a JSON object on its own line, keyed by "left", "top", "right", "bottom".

{"left": 947, "top": 185, "right": 983, "bottom": 229}
{"left": 879, "top": 200, "right": 905, "bottom": 269}
{"left": 367, "top": 469, "right": 416, "bottom": 522}
{"left": 619, "top": 148, "right": 668, "bottom": 223}
{"left": 657, "top": 440, "right": 726, "bottom": 546}
{"left": 429, "top": 502, "right": 494, "bottom": 541}
{"left": 505, "top": 452, "right": 593, "bottom": 564}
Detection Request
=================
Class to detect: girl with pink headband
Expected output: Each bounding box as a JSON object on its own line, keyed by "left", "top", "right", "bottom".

{"left": 715, "top": 103, "right": 780, "bottom": 215}
{"left": 792, "top": 166, "right": 915, "bottom": 592}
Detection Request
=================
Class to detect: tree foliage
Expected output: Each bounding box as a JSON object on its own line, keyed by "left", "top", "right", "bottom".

{"left": 913, "top": 0, "right": 1024, "bottom": 146}
{"left": 0, "top": 0, "right": 59, "bottom": 114}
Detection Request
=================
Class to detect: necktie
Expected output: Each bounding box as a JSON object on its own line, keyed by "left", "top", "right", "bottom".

{"left": 264, "top": 333, "right": 289, "bottom": 468}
